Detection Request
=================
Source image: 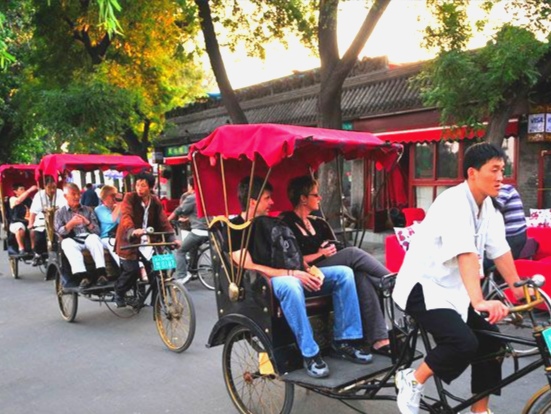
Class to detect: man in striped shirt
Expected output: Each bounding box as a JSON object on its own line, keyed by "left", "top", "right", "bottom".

{"left": 496, "top": 183, "right": 527, "bottom": 259}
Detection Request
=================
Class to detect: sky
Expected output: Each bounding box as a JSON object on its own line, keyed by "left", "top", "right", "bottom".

{"left": 209, "top": 0, "right": 509, "bottom": 91}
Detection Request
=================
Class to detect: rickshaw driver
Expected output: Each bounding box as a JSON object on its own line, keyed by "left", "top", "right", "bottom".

{"left": 228, "top": 176, "right": 372, "bottom": 379}
{"left": 54, "top": 183, "right": 108, "bottom": 288}
{"left": 9, "top": 182, "right": 38, "bottom": 254}
{"left": 28, "top": 176, "right": 67, "bottom": 263}
{"left": 392, "top": 143, "right": 524, "bottom": 414}
{"left": 114, "top": 172, "right": 180, "bottom": 308}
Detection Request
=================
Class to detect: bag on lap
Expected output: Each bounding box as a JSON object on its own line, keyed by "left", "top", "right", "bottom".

{"left": 251, "top": 216, "right": 304, "bottom": 270}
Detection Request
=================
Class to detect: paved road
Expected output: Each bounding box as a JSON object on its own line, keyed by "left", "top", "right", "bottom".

{"left": 0, "top": 249, "right": 547, "bottom": 414}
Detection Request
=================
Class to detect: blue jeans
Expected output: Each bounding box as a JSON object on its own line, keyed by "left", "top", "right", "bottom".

{"left": 271, "top": 265, "right": 363, "bottom": 358}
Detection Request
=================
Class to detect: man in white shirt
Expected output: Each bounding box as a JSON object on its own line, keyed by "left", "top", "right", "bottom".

{"left": 392, "top": 143, "right": 523, "bottom": 414}
{"left": 28, "top": 176, "right": 67, "bottom": 260}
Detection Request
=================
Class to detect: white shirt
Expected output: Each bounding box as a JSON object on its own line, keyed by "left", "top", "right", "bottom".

{"left": 30, "top": 189, "right": 67, "bottom": 214}
{"left": 392, "top": 181, "right": 510, "bottom": 321}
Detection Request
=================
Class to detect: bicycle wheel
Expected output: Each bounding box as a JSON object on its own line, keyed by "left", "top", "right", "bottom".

{"left": 154, "top": 280, "right": 195, "bottom": 352}
{"left": 197, "top": 247, "right": 214, "bottom": 290}
{"left": 223, "top": 325, "right": 294, "bottom": 414}
{"left": 54, "top": 266, "right": 78, "bottom": 322}
{"left": 9, "top": 256, "right": 18, "bottom": 279}
{"left": 524, "top": 385, "right": 551, "bottom": 413}
{"left": 487, "top": 282, "right": 551, "bottom": 355}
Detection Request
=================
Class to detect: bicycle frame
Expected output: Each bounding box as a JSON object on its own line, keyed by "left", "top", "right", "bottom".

{"left": 390, "top": 280, "right": 551, "bottom": 414}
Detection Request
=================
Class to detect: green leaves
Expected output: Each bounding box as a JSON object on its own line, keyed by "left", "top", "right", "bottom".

{"left": 97, "top": 0, "right": 123, "bottom": 37}
{"left": 1, "top": 0, "right": 205, "bottom": 160}
{"left": 418, "top": 0, "right": 551, "bottom": 133}
{"left": 0, "top": 12, "right": 16, "bottom": 70}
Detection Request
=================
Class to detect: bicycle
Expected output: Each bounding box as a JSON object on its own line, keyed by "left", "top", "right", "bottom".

{"left": 482, "top": 267, "right": 551, "bottom": 356}
{"left": 385, "top": 275, "right": 551, "bottom": 414}
{"left": 54, "top": 228, "right": 196, "bottom": 353}
{"left": 182, "top": 237, "right": 214, "bottom": 290}
{"left": 171, "top": 223, "right": 214, "bottom": 291}
{"left": 123, "top": 229, "right": 197, "bottom": 352}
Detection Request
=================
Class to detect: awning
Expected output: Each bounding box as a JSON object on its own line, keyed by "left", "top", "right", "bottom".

{"left": 164, "top": 156, "right": 190, "bottom": 165}
{"left": 375, "top": 119, "right": 519, "bottom": 143}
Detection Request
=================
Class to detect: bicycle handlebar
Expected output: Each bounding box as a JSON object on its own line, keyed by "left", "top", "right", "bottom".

{"left": 481, "top": 275, "right": 546, "bottom": 317}
{"left": 120, "top": 241, "right": 177, "bottom": 250}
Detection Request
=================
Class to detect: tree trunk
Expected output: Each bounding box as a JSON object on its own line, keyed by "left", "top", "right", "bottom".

{"left": 485, "top": 103, "right": 514, "bottom": 148}
{"left": 122, "top": 127, "right": 148, "bottom": 160}
{"left": 195, "top": 0, "right": 248, "bottom": 124}
{"left": 317, "top": 0, "right": 391, "bottom": 228}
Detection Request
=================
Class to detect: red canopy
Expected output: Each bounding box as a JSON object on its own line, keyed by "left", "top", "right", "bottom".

{"left": 189, "top": 124, "right": 402, "bottom": 216}
{"left": 36, "top": 154, "right": 151, "bottom": 182}
{"left": 0, "top": 164, "right": 38, "bottom": 197}
{"left": 164, "top": 155, "right": 190, "bottom": 166}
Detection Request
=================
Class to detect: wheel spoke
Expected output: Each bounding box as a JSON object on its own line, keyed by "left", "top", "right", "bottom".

{"left": 155, "top": 282, "right": 195, "bottom": 352}
{"left": 223, "top": 326, "right": 293, "bottom": 414}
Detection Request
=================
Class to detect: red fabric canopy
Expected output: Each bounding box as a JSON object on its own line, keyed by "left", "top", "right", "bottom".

{"left": 189, "top": 124, "right": 402, "bottom": 217}
{"left": 36, "top": 154, "right": 151, "bottom": 182}
{"left": 0, "top": 164, "right": 38, "bottom": 197}
{"left": 375, "top": 119, "right": 519, "bottom": 143}
{"left": 164, "top": 156, "right": 190, "bottom": 166}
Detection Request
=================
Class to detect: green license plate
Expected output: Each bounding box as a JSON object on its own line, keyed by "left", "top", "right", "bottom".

{"left": 542, "top": 327, "right": 551, "bottom": 353}
{"left": 152, "top": 253, "right": 176, "bottom": 271}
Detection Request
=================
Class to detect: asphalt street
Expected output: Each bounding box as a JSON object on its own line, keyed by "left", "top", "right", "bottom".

{"left": 0, "top": 247, "right": 548, "bottom": 414}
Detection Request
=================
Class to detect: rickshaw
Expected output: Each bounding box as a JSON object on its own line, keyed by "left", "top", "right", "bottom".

{"left": 37, "top": 154, "right": 195, "bottom": 353}
{"left": 192, "top": 123, "right": 551, "bottom": 413}
{"left": 0, "top": 164, "right": 44, "bottom": 278}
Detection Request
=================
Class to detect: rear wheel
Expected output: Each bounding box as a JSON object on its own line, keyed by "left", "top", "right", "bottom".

{"left": 524, "top": 385, "right": 551, "bottom": 413}
{"left": 154, "top": 281, "right": 195, "bottom": 352}
{"left": 487, "top": 282, "right": 551, "bottom": 355}
{"left": 197, "top": 247, "right": 214, "bottom": 290}
{"left": 223, "top": 325, "right": 294, "bottom": 414}
{"left": 9, "top": 256, "right": 18, "bottom": 279}
{"left": 54, "top": 267, "right": 78, "bottom": 322}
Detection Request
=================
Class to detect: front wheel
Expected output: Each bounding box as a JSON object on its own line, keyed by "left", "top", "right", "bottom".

{"left": 9, "top": 256, "right": 18, "bottom": 279}
{"left": 197, "top": 247, "right": 214, "bottom": 290}
{"left": 154, "top": 281, "right": 195, "bottom": 352}
{"left": 523, "top": 385, "right": 551, "bottom": 413}
{"left": 54, "top": 266, "right": 78, "bottom": 322}
{"left": 223, "top": 325, "right": 294, "bottom": 414}
{"left": 488, "top": 282, "right": 551, "bottom": 355}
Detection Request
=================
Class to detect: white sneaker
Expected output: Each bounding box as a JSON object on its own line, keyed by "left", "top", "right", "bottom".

{"left": 465, "top": 410, "right": 494, "bottom": 414}
{"left": 180, "top": 272, "right": 192, "bottom": 284}
{"left": 395, "top": 368, "right": 424, "bottom": 414}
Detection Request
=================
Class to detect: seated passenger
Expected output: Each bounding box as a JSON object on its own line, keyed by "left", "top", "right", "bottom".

{"left": 28, "top": 176, "right": 67, "bottom": 262}
{"left": 227, "top": 176, "right": 371, "bottom": 379}
{"left": 95, "top": 185, "right": 121, "bottom": 267}
{"left": 9, "top": 182, "right": 37, "bottom": 254}
{"left": 54, "top": 183, "right": 107, "bottom": 288}
{"left": 281, "top": 175, "right": 392, "bottom": 356}
{"left": 114, "top": 172, "right": 180, "bottom": 308}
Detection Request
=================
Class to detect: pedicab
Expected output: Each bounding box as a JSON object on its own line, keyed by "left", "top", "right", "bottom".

{"left": 38, "top": 153, "right": 195, "bottom": 353}
{"left": 192, "top": 124, "right": 551, "bottom": 414}
{"left": 0, "top": 164, "right": 42, "bottom": 278}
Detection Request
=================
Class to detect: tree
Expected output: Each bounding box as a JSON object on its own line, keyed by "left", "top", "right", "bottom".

{"left": 194, "top": 0, "right": 318, "bottom": 124}
{"left": 417, "top": 0, "right": 551, "bottom": 147}
{"left": 1, "top": 0, "right": 205, "bottom": 162}
{"left": 197, "top": 1, "right": 391, "bottom": 224}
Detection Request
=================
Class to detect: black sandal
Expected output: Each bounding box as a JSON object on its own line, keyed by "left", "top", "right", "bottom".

{"left": 371, "top": 344, "right": 392, "bottom": 357}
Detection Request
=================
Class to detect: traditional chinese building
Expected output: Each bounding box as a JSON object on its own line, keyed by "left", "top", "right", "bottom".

{"left": 159, "top": 57, "right": 551, "bottom": 229}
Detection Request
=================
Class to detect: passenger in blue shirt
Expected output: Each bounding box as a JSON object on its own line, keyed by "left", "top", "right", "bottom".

{"left": 95, "top": 185, "right": 122, "bottom": 267}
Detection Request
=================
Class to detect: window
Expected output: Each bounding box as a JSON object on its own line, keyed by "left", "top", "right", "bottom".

{"left": 410, "top": 137, "right": 518, "bottom": 208}
{"left": 437, "top": 141, "right": 459, "bottom": 179}
{"left": 414, "top": 143, "right": 433, "bottom": 179}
